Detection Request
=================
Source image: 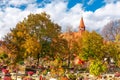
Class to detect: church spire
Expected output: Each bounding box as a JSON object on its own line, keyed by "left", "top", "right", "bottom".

{"left": 79, "top": 17, "right": 85, "bottom": 33}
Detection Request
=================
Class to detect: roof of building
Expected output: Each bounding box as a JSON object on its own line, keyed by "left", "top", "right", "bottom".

{"left": 79, "top": 17, "right": 85, "bottom": 29}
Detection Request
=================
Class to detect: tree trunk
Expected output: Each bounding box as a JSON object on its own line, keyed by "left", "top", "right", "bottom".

{"left": 37, "top": 53, "right": 40, "bottom": 66}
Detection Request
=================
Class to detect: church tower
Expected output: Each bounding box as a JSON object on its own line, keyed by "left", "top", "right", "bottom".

{"left": 79, "top": 17, "right": 85, "bottom": 34}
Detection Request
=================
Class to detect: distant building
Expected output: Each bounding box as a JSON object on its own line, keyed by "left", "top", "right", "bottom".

{"left": 61, "top": 17, "right": 86, "bottom": 45}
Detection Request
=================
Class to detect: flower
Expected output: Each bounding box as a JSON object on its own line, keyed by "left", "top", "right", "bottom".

{"left": 3, "top": 76, "right": 12, "bottom": 80}
{"left": 78, "top": 59, "right": 84, "bottom": 65}
{"left": 27, "top": 71, "right": 34, "bottom": 76}
{"left": 74, "top": 57, "right": 84, "bottom": 65}
{"left": 2, "top": 69, "right": 9, "bottom": 74}
{"left": 115, "top": 72, "right": 120, "bottom": 77}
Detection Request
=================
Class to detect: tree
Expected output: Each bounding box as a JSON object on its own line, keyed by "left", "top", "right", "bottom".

{"left": 80, "top": 31, "right": 104, "bottom": 60}
{"left": 115, "top": 34, "right": 120, "bottom": 50}
{"left": 115, "top": 34, "right": 120, "bottom": 42}
{"left": 114, "top": 34, "right": 120, "bottom": 66}
{"left": 71, "top": 31, "right": 115, "bottom": 74}
{"left": 102, "top": 19, "right": 120, "bottom": 41}
{"left": 25, "top": 13, "right": 61, "bottom": 60}
{"left": 102, "top": 19, "right": 120, "bottom": 66}
{"left": 103, "top": 41, "right": 120, "bottom": 68}
{"left": 4, "top": 23, "right": 27, "bottom": 64}
{"left": 77, "top": 31, "right": 109, "bottom": 75}
{"left": 51, "top": 37, "right": 68, "bottom": 60}
{"left": 3, "top": 12, "right": 61, "bottom": 64}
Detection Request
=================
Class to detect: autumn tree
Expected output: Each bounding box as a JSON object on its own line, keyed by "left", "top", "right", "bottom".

{"left": 115, "top": 35, "right": 120, "bottom": 65}
{"left": 116, "top": 36, "right": 120, "bottom": 48}
{"left": 77, "top": 31, "right": 109, "bottom": 75}
{"left": 101, "top": 19, "right": 120, "bottom": 67}
{"left": 80, "top": 31, "right": 104, "bottom": 60}
{"left": 51, "top": 37, "right": 68, "bottom": 60}
{"left": 102, "top": 19, "right": 120, "bottom": 41}
{"left": 69, "top": 31, "right": 109, "bottom": 75}
{"left": 103, "top": 41, "right": 120, "bottom": 64}
{"left": 4, "top": 23, "right": 27, "bottom": 64}
{"left": 4, "top": 12, "right": 61, "bottom": 64}
{"left": 61, "top": 27, "right": 77, "bottom": 68}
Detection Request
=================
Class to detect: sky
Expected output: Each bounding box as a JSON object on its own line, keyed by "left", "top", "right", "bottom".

{"left": 0, "top": 0, "right": 120, "bottom": 39}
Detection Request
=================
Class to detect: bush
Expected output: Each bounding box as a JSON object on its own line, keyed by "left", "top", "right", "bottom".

{"left": 68, "top": 73, "right": 76, "bottom": 80}
{"left": 89, "top": 60, "right": 107, "bottom": 76}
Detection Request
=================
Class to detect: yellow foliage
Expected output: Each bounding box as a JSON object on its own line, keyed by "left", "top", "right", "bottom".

{"left": 22, "top": 36, "right": 41, "bottom": 57}
{"left": 17, "top": 32, "right": 23, "bottom": 37}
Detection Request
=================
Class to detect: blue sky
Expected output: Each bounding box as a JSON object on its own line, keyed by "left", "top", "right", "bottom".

{"left": 69, "top": 0, "right": 119, "bottom": 11}
{"left": 68, "top": 0, "right": 105, "bottom": 11}
{"left": 0, "top": 0, "right": 120, "bottom": 39}
{"left": 14, "top": 0, "right": 117, "bottom": 11}
{"left": 6, "top": 0, "right": 107, "bottom": 11}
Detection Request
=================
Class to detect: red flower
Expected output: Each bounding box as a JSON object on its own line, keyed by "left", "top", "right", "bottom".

{"left": 27, "top": 71, "right": 34, "bottom": 76}
{"left": 2, "top": 69, "right": 9, "bottom": 74}
{"left": 78, "top": 59, "right": 84, "bottom": 65}
{"left": 74, "top": 57, "right": 84, "bottom": 65}
{"left": 4, "top": 76, "right": 12, "bottom": 80}
{"left": 115, "top": 72, "right": 120, "bottom": 77}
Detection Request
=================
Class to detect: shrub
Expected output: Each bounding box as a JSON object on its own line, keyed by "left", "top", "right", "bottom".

{"left": 89, "top": 60, "right": 107, "bottom": 76}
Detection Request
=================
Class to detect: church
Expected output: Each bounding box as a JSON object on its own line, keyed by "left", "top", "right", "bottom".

{"left": 61, "top": 17, "right": 86, "bottom": 43}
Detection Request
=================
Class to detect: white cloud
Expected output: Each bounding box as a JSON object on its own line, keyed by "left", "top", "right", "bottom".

{"left": 43, "top": 2, "right": 83, "bottom": 31}
{"left": 8, "top": 0, "right": 36, "bottom": 7}
{"left": 0, "top": 0, "right": 120, "bottom": 39}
